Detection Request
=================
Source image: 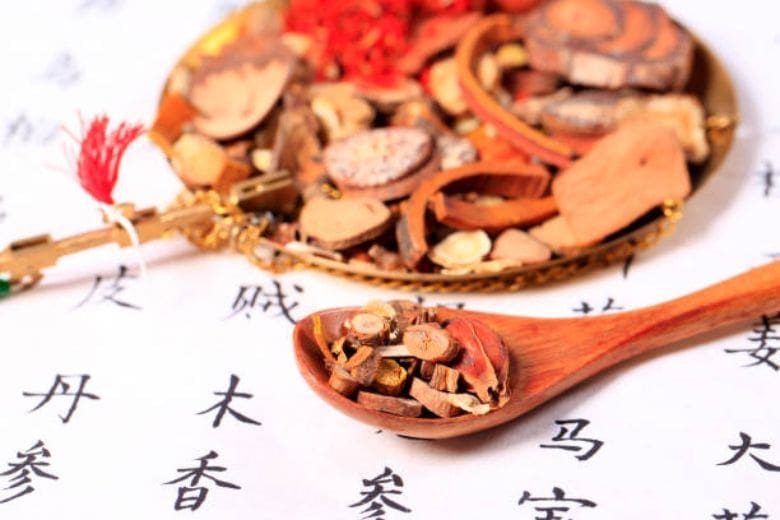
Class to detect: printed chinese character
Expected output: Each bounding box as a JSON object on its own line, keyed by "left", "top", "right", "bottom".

{"left": 23, "top": 374, "right": 99, "bottom": 423}
{"left": 74, "top": 265, "right": 140, "bottom": 310}
{"left": 228, "top": 280, "right": 303, "bottom": 324}
{"left": 2, "top": 113, "right": 59, "bottom": 147}
{"left": 713, "top": 501, "right": 769, "bottom": 519}
{"left": 622, "top": 254, "right": 634, "bottom": 279}
{"left": 717, "top": 432, "right": 780, "bottom": 471}
{"left": 197, "top": 374, "right": 261, "bottom": 428}
{"left": 539, "top": 419, "right": 604, "bottom": 461}
{"left": 39, "top": 53, "right": 81, "bottom": 88}
{"left": 725, "top": 314, "right": 780, "bottom": 371}
{"left": 756, "top": 161, "right": 776, "bottom": 198}
{"left": 572, "top": 298, "right": 623, "bottom": 315}
{"left": 349, "top": 467, "right": 411, "bottom": 519}
{"left": 415, "top": 295, "right": 465, "bottom": 310}
{"left": 518, "top": 487, "right": 596, "bottom": 520}
{"left": 164, "top": 451, "right": 240, "bottom": 511}
{"left": 0, "top": 441, "right": 58, "bottom": 505}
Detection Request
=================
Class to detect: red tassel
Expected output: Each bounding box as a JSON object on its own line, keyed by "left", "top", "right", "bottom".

{"left": 66, "top": 115, "right": 144, "bottom": 205}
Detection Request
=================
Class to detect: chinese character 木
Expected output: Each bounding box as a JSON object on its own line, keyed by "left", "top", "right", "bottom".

{"left": 164, "top": 451, "right": 240, "bottom": 511}
{"left": 718, "top": 432, "right": 780, "bottom": 471}
{"left": 725, "top": 313, "right": 780, "bottom": 371}
{"left": 75, "top": 265, "right": 140, "bottom": 310}
{"left": 0, "top": 441, "right": 58, "bottom": 505}
{"left": 349, "top": 467, "right": 411, "bottom": 519}
{"left": 23, "top": 374, "right": 99, "bottom": 423}
{"left": 713, "top": 501, "right": 769, "bottom": 519}
{"left": 228, "top": 280, "right": 303, "bottom": 324}
{"left": 539, "top": 419, "right": 604, "bottom": 461}
{"left": 518, "top": 487, "right": 596, "bottom": 520}
{"left": 197, "top": 374, "right": 261, "bottom": 428}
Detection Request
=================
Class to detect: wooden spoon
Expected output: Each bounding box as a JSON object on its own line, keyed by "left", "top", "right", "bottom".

{"left": 293, "top": 262, "right": 780, "bottom": 439}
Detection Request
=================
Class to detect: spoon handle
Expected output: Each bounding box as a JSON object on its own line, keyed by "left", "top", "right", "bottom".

{"left": 617, "top": 261, "right": 780, "bottom": 359}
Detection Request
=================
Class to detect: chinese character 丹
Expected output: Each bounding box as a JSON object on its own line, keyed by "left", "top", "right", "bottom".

{"left": 539, "top": 419, "right": 604, "bottom": 461}
{"left": 0, "top": 441, "right": 58, "bottom": 505}
{"left": 23, "top": 374, "right": 100, "bottom": 423}
{"left": 349, "top": 467, "right": 411, "bottom": 519}
{"left": 518, "top": 487, "right": 596, "bottom": 520}
{"left": 196, "top": 374, "right": 261, "bottom": 428}
{"left": 163, "top": 451, "right": 240, "bottom": 511}
{"left": 717, "top": 432, "right": 780, "bottom": 472}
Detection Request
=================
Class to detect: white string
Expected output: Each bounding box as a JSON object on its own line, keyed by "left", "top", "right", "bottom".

{"left": 99, "top": 203, "right": 147, "bottom": 278}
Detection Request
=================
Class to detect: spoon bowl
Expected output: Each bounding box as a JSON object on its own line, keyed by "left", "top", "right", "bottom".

{"left": 294, "top": 262, "right": 780, "bottom": 439}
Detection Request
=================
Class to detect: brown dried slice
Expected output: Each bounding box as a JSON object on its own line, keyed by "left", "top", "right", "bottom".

{"left": 438, "top": 136, "right": 478, "bottom": 170}
{"left": 171, "top": 133, "right": 250, "bottom": 191}
{"left": 391, "top": 100, "right": 452, "bottom": 136}
{"left": 447, "top": 393, "right": 492, "bottom": 415}
{"left": 528, "top": 215, "right": 596, "bottom": 255}
{"left": 402, "top": 324, "right": 460, "bottom": 363}
{"left": 505, "top": 69, "right": 561, "bottom": 99}
{"left": 463, "top": 318, "right": 510, "bottom": 406}
{"left": 553, "top": 120, "right": 691, "bottom": 246}
{"left": 357, "top": 391, "right": 423, "bottom": 417}
{"left": 446, "top": 319, "right": 500, "bottom": 404}
{"left": 344, "top": 346, "right": 382, "bottom": 386}
{"left": 374, "top": 344, "right": 412, "bottom": 358}
{"left": 347, "top": 313, "right": 389, "bottom": 346}
{"left": 299, "top": 197, "right": 392, "bottom": 251}
{"left": 324, "top": 128, "right": 433, "bottom": 190}
{"left": 329, "top": 366, "right": 361, "bottom": 398}
{"left": 430, "top": 364, "right": 460, "bottom": 393}
{"left": 431, "top": 194, "right": 558, "bottom": 232}
{"left": 419, "top": 360, "right": 436, "bottom": 381}
{"left": 367, "top": 245, "right": 405, "bottom": 272}
{"left": 540, "top": 90, "right": 625, "bottom": 136}
{"left": 512, "top": 87, "right": 573, "bottom": 126}
{"left": 190, "top": 56, "right": 292, "bottom": 140}
{"left": 339, "top": 149, "right": 442, "bottom": 202}
{"left": 429, "top": 230, "right": 492, "bottom": 269}
{"left": 490, "top": 229, "right": 553, "bottom": 265}
{"left": 371, "top": 359, "right": 408, "bottom": 396}
{"left": 356, "top": 79, "right": 424, "bottom": 112}
{"left": 310, "top": 84, "right": 375, "bottom": 142}
{"left": 150, "top": 93, "right": 197, "bottom": 147}
{"left": 396, "top": 161, "right": 551, "bottom": 268}
{"left": 408, "top": 378, "right": 461, "bottom": 418}
{"left": 397, "top": 12, "right": 483, "bottom": 74}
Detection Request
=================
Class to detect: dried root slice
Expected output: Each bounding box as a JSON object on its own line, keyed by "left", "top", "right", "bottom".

{"left": 446, "top": 319, "right": 500, "bottom": 404}
{"left": 397, "top": 161, "right": 550, "bottom": 269}
{"left": 429, "top": 230, "right": 492, "bottom": 269}
{"left": 505, "top": 69, "right": 561, "bottom": 99}
{"left": 409, "top": 378, "right": 461, "bottom": 418}
{"left": 375, "top": 344, "right": 412, "bottom": 358}
{"left": 371, "top": 359, "right": 408, "bottom": 396}
{"left": 552, "top": 120, "right": 691, "bottom": 245}
{"left": 512, "top": 87, "right": 573, "bottom": 126}
{"left": 490, "top": 229, "right": 552, "bottom": 265}
{"left": 541, "top": 90, "right": 626, "bottom": 136}
{"left": 367, "top": 245, "right": 405, "bottom": 272}
{"left": 403, "top": 324, "right": 460, "bottom": 363}
{"left": 344, "top": 346, "right": 382, "bottom": 386}
{"left": 171, "top": 133, "right": 250, "bottom": 190}
{"left": 447, "top": 393, "right": 491, "bottom": 415}
{"left": 324, "top": 128, "right": 433, "bottom": 190}
{"left": 299, "top": 197, "right": 391, "bottom": 251}
{"left": 431, "top": 194, "right": 558, "bottom": 232}
{"left": 528, "top": 215, "right": 597, "bottom": 255}
{"left": 329, "top": 366, "right": 361, "bottom": 398}
{"left": 430, "top": 364, "right": 460, "bottom": 393}
{"left": 357, "top": 391, "right": 423, "bottom": 418}
{"left": 346, "top": 313, "right": 389, "bottom": 346}
{"left": 420, "top": 361, "right": 436, "bottom": 381}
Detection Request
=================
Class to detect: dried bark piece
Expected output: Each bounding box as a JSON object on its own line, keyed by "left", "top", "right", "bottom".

{"left": 347, "top": 313, "right": 389, "bottom": 346}
{"left": 409, "top": 378, "right": 461, "bottom": 418}
{"left": 431, "top": 194, "right": 558, "bottom": 232}
{"left": 357, "top": 391, "right": 423, "bottom": 417}
{"left": 324, "top": 128, "right": 433, "bottom": 190}
{"left": 345, "top": 346, "right": 382, "bottom": 386}
{"left": 430, "top": 364, "right": 460, "bottom": 393}
{"left": 446, "top": 319, "right": 500, "bottom": 404}
{"left": 462, "top": 318, "right": 510, "bottom": 406}
{"left": 299, "top": 197, "right": 392, "bottom": 251}
{"left": 466, "top": 125, "right": 528, "bottom": 163}
{"left": 456, "top": 15, "right": 574, "bottom": 168}
{"left": 429, "top": 230, "right": 492, "bottom": 269}
{"left": 329, "top": 365, "right": 360, "bottom": 398}
{"left": 397, "top": 161, "right": 551, "bottom": 268}
{"left": 190, "top": 43, "right": 293, "bottom": 139}
{"left": 397, "top": 12, "right": 483, "bottom": 75}
{"left": 420, "top": 360, "right": 436, "bottom": 380}
{"left": 525, "top": 0, "right": 693, "bottom": 91}
{"left": 371, "top": 359, "right": 408, "bottom": 396}
{"left": 505, "top": 69, "right": 561, "bottom": 99}
{"left": 490, "top": 229, "right": 553, "bottom": 265}
{"left": 171, "top": 133, "right": 250, "bottom": 190}
{"left": 553, "top": 120, "right": 691, "bottom": 245}
{"left": 512, "top": 87, "right": 573, "bottom": 126}
{"left": 402, "top": 324, "right": 460, "bottom": 363}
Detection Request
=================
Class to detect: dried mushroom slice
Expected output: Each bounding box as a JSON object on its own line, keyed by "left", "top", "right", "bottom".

{"left": 324, "top": 128, "right": 433, "bottom": 190}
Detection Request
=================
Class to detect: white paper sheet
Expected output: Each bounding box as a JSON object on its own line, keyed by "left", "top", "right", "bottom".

{"left": 1, "top": 1, "right": 779, "bottom": 518}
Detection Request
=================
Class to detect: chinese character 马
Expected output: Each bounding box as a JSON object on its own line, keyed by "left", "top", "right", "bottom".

{"left": 539, "top": 419, "right": 604, "bottom": 461}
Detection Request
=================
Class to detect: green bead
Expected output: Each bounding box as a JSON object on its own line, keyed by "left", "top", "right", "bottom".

{"left": 0, "top": 278, "right": 10, "bottom": 298}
